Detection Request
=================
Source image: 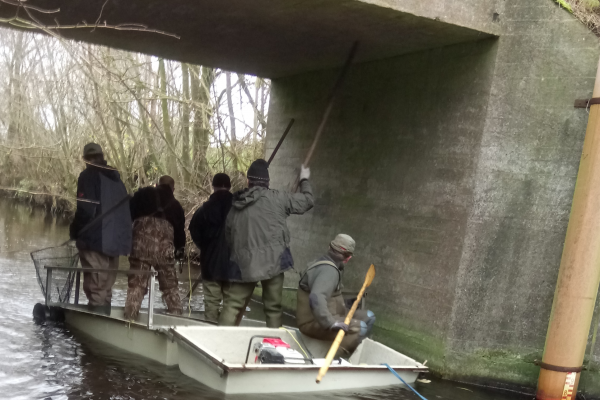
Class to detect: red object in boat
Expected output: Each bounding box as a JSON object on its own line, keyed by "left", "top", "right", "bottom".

{"left": 262, "top": 338, "right": 290, "bottom": 348}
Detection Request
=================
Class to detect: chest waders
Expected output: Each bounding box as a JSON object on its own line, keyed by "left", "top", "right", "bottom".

{"left": 296, "top": 260, "right": 364, "bottom": 356}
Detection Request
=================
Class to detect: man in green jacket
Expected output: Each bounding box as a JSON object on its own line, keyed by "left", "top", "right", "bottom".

{"left": 219, "top": 159, "right": 314, "bottom": 328}
{"left": 296, "top": 234, "right": 376, "bottom": 356}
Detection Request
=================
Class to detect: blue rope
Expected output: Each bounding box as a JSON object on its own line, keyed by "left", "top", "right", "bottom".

{"left": 382, "top": 363, "right": 428, "bottom": 400}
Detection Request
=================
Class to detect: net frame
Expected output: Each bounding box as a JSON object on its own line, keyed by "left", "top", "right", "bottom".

{"left": 31, "top": 245, "right": 80, "bottom": 302}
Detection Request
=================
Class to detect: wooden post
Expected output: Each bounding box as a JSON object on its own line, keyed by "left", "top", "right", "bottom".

{"left": 536, "top": 56, "right": 600, "bottom": 399}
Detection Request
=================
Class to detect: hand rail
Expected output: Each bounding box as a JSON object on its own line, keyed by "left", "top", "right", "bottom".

{"left": 44, "top": 265, "right": 157, "bottom": 329}
{"left": 44, "top": 266, "right": 157, "bottom": 276}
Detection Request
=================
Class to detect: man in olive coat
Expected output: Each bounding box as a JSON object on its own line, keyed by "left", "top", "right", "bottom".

{"left": 219, "top": 159, "right": 314, "bottom": 328}
{"left": 296, "top": 234, "right": 376, "bottom": 356}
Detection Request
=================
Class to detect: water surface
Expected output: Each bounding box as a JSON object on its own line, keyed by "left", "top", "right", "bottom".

{"left": 0, "top": 199, "right": 530, "bottom": 400}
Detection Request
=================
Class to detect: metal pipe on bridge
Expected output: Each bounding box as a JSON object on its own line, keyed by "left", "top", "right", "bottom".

{"left": 536, "top": 56, "right": 600, "bottom": 399}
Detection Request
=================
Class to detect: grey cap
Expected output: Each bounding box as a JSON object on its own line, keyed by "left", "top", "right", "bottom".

{"left": 330, "top": 234, "right": 355, "bottom": 255}
{"left": 83, "top": 142, "right": 103, "bottom": 157}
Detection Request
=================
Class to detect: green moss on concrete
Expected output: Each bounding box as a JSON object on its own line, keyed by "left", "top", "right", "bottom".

{"left": 372, "top": 318, "right": 446, "bottom": 372}
{"left": 371, "top": 315, "right": 541, "bottom": 389}
{"left": 580, "top": 369, "right": 600, "bottom": 397}
{"left": 554, "top": 0, "right": 574, "bottom": 12}
{"left": 444, "top": 348, "right": 541, "bottom": 388}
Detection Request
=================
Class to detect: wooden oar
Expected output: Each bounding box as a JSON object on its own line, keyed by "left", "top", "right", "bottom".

{"left": 316, "top": 264, "right": 376, "bottom": 383}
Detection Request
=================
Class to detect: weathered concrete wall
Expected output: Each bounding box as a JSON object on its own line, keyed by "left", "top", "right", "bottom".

{"left": 266, "top": 0, "right": 600, "bottom": 394}
{"left": 267, "top": 36, "right": 500, "bottom": 372}
{"left": 445, "top": 1, "right": 600, "bottom": 392}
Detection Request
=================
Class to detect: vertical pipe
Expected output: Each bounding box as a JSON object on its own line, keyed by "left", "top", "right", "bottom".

{"left": 148, "top": 268, "right": 155, "bottom": 329}
{"left": 45, "top": 268, "right": 52, "bottom": 306}
{"left": 536, "top": 56, "right": 600, "bottom": 400}
{"left": 74, "top": 271, "right": 80, "bottom": 305}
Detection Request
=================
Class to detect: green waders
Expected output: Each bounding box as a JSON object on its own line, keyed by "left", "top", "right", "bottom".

{"left": 218, "top": 273, "right": 284, "bottom": 328}
{"left": 202, "top": 280, "right": 225, "bottom": 323}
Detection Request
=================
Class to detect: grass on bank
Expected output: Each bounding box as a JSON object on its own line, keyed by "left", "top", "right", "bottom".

{"left": 556, "top": 0, "right": 600, "bottom": 35}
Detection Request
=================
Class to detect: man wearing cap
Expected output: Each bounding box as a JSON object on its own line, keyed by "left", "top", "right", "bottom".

{"left": 219, "top": 160, "right": 314, "bottom": 328}
{"left": 296, "top": 234, "right": 376, "bottom": 355}
{"left": 69, "top": 143, "right": 132, "bottom": 315}
{"left": 189, "top": 173, "right": 234, "bottom": 322}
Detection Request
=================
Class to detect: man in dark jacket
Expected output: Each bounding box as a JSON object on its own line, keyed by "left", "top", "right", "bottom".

{"left": 125, "top": 185, "right": 182, "bottom": 319}
{"left": 189, "top": 173, "right": 233, "bottom": 322}
{"left": 296, "top": 234, "right": 375, "bottom": 356}
{"left": 219, "top": 159, "right": 314, "bottom": 328}
{"left": 157, "top": 175, "right": 186, "bottom": 259}
{"left": 69, "top": 143, "right": 132, "bottom": 314}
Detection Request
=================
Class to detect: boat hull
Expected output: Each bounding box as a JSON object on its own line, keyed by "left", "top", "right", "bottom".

{"left": 173, "top": 326, "right": 427, "bottom": 394}
{"left": 62, "top": 305, "right": 209, "bottom": 366}
{"left": 177, "top": 339, "right": 419, "bottom": 394}
{"left": 64, "top": 308, "right": 179, "bottom": 365}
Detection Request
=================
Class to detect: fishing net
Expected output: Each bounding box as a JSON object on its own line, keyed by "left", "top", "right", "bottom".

{"left": 31, "top": 245, "right": 79, "bottom": 303}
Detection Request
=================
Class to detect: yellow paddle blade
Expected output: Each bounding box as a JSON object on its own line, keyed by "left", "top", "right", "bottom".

{"left": 365, "top": 264, "right": 376, "bottom": 287}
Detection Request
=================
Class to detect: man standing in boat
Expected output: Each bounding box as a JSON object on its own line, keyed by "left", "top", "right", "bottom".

{"left": 69, "top": 143, "right": 132, "bottom": 315}
{"left": 156, "top": 175, "right": 186, "bottom": 261}
{"left": 296, "top": 234, "right": 376, "bottom": 356}
{"left": 189, "top": 173, "right": 233, "bottom": 323}
{"left": 124, "top": 179, "right": 184, "bottom": 320}
{"left": 219, "top": 159, "right": 314, "bottom": 328}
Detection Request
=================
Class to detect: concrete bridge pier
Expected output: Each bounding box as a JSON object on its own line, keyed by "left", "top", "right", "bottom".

{"left": 265, "top": 0, "right": 600, "bottom": 395}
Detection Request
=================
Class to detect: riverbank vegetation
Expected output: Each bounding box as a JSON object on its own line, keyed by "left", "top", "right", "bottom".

{"left": 0, "top": 28, "right": 269, "bottom": 213}
{"left": 556, "top": 0, "right": 600, "bottom": 35}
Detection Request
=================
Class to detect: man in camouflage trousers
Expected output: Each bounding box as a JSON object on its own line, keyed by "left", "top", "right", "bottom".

{"left": 124, "top": 187, "right": 182, "bottom": 320}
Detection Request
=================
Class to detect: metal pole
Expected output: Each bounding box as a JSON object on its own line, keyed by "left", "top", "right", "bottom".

{"left": 536, "top": 56, "right": 600, "bottom": 399}
{"left": 45, "top": 268, "right": 52, "bottom": 306}
{"left": 74, "top": 271, "right": 80, "bottom": 305}
{"left": 147, "top": 268, "right": 155, "bottom": 329}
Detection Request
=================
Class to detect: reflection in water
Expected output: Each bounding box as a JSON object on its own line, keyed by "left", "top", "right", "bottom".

{"left": 0, "top": 199, "right": 528, "bottom": 399}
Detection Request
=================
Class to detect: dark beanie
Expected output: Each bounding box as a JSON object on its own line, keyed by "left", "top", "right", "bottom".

{"left": 212, "top": 173, "right": 231, "bottom": 188}
{"left": 247, "top": 159, "right": 270, "bottom": 182}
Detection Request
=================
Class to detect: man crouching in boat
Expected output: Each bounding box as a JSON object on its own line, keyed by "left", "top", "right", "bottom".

{"left": 124, "top": 184, "right": 183, "bottom": 320}
{"left": 296, "top": 234, "right": 375, "bottom": 357}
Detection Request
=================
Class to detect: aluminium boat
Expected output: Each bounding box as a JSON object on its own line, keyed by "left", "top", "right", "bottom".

{"left": 172, "top": 325, "right": 428, "bottom": 394}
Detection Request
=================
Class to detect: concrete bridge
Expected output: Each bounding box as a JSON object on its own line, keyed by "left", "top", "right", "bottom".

{"left": 3, "top": 0, "right": 600, "bottom": 395}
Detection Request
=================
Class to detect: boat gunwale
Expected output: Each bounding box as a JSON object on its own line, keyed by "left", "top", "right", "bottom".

{"left": 228, "top": 364, "right": 428, "bottom": 372}
{"left": 58, "top": 303, "right": 218, "bottom": 327}
{"left": 170, "top": 328, "right": 429, "bottom": 374}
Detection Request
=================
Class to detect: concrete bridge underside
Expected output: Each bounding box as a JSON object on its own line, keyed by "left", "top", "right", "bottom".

{"left": 4, "top": 0, "right": 600, "bottom": 397}
{"left": 0, "top": 0, "right": 495, "bottom": 77}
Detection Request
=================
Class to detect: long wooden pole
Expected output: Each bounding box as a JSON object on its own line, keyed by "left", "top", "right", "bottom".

{"left": 292, "top": 42, "right": 359, "bottom": 191}
{"left": 303, "top": 42, "right": 357, "bottom": 167}
{"left": 268, "top": 118, "right": 295, "bottom": 166}
{"left": 316, "top": 264, "right": 375, "bottom": 383}
{"left": 536, "top": 56, "right": 600, "bottom": 400}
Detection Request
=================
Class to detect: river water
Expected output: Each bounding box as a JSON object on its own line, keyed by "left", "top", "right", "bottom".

{"left": 0, "top": 199, "right": 532, "bottom": 400}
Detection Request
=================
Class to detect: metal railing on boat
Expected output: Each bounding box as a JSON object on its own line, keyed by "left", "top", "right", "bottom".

{"left": 44, "top": 266, "right": 158, "bottom": 329}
